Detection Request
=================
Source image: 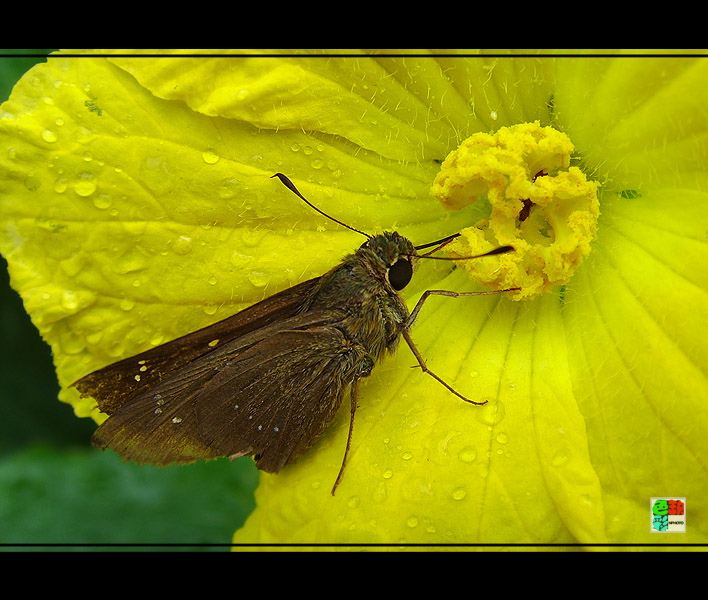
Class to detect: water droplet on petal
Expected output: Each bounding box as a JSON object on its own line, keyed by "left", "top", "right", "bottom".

{"left": 74, "top": 173, "right": 97, "bottom": 197}
{"left": 41, "top": 129, "right": 57, "bottom": 143}
{"left": 202, "top": 149, "right": 220, "bottom": 164}
{"left": 172, "top": 235, "right": 193, "bottom": 255}
{"left": 248, "top": 271, "right": 270, "bottom": 288}
{"left": 93, "top": 195, "right": 112, "bottom": 209}
{"left": 476, "top": 399, "right": 505, "bottom": 426}
{"left": 552, "top": 451, "right": 570, "bottom": 467}
{"left": 451, "top": 487, "right": 467, "bottom": 501}
{"left": 457, "top": 446, "right": 477, "bottom": 463}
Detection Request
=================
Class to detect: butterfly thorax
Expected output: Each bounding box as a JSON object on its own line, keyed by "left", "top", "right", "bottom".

{"left": 307, "top": 232, "right": 417, "bottom": 363}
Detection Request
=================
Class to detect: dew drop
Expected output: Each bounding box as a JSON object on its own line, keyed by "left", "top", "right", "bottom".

{"left": 457, "top": 446, "right": 477, "bottom": 463}
{"left": 311, "top": 158, "right": 324, "bottom": 169}
{"left": 241, "top": 229, "right": 267, "bottom": 247}
{"left": 203, "top": 304, "right": 218, "bottom": 316}
{"left": 113, "top": 248, "right": 147, "bottom": 274}
{"left": 93, "top": 195, "right": 112, "bottom": 209}
{"left": 401, "top": 451, "right": 413, "bottom": 461}
{"left": 60, "top": 290, "right": 79, "bottom": 311}
{"left": 74, "top": 173, "right": 97, "bottom": 197}
{"left": 248, "top": 270, "right": 270, "bottom": 288}
{"left": 172, "top": 235, "right": 193, "bottom": 255}
{"left": 451, "top": 487, "right": 467, "bottom": 501}
{"left": 119, "top": 298, "right": 135, "bottom": 311}
{"left": 202, "top": 149, "right": 220, "bottom": 164}
{"left": 476, "top": 399, "right": 505, "bottom": 426}
{"left": 496, "top": 432, "right": 509, "bottom": 444}
{"left": 207, "top": 275, "right": 218, "bottom": 286}
{"left": 347, "top": 496, "right": 360, "bottom": 509}
{"left": 406, "top": 516, "right": 419, "bottom": 528}
{"left": 54, "top": 178, "right": 68, "bottom": 193}
{"left": 382, "top": 469, "right": 393, "bottom": 480}
{"left": 552, "top": 451, "right": 570, "bottom": 467}
{"left": 57, "top": 331, "right": 85, "bottom": 355}
{"left": 86, "top": 331, "right": 103, "bottom": 345}
{"left": 41, "top": 129, "right": 57, "bottom": 143}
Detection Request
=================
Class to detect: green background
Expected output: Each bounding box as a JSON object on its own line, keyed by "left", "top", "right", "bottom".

{"left": 0, "top": 50, "right": 259, "bottom": 550}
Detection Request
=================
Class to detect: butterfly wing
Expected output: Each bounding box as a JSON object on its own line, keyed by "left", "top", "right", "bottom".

{"left": 194, "top": 326, "right": 370, "bottom": 472}
{"left": 73, "top": 277, "right": 323, "bottom": 415}
{"left": 91, "top": 310, "right": 371, "bottom": 470}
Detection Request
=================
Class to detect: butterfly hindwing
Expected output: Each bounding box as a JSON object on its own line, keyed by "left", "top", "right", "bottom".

{"left": 193, "top": 326, "right": 370, "bottom": 472}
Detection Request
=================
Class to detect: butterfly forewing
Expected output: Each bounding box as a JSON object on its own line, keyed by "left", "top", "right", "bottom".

{"left": 74, "top": 277, "right": 323, "bottom": 415}
{"left": 90, "top": 358, "right": 225, "bottom": 464}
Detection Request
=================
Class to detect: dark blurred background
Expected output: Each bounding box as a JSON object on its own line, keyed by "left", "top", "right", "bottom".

{"left": 0, "top": 50, "right": 258, "bottom": 550}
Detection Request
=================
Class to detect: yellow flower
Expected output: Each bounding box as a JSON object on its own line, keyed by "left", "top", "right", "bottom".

{"left": 1, "top": 50, "right": 707, "bottom": 548}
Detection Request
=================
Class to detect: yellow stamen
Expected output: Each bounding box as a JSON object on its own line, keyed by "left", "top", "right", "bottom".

{"left": 431, "top": 121, "right": 600, "bottom": 300}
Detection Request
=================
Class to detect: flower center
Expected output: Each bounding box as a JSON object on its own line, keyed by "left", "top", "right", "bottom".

{"left": 431, "top": 121, "right": 599, "bottom": 300}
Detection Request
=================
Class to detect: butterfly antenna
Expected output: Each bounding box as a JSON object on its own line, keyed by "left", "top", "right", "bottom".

{"left": 416, "top": 233, "right": 515, "bottom": 260}
{"left": 272, "top": 173, "right": 371, "bottom": 239}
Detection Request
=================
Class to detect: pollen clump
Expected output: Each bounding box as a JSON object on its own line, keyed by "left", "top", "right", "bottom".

{"left": 431, "top": 121, "right": 600, "bottom": 300}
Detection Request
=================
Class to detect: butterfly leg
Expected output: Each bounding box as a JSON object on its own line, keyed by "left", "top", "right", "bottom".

{"left": 400, "top": 287, "right": 518, "bottom": 406}
{"left": 331, "top": 355, "right": 374, "bottom": 496}
{"left": 401, "top": 328, "right": 487, "bottom": 406}
{"left": 406, "top": 287, "right": 520, "bottom": 329}
{"left": 331, "top": 377, "right": 359, "bottom": 495}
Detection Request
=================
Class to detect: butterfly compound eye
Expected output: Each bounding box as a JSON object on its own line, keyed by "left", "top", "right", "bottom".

{"left": 388, "top": 258, "right": 413, "bottom": 291}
